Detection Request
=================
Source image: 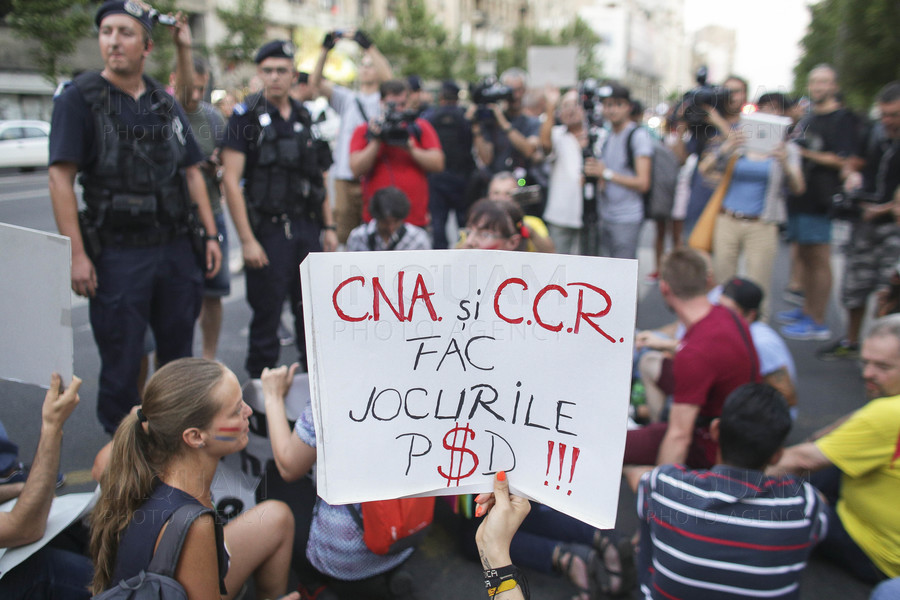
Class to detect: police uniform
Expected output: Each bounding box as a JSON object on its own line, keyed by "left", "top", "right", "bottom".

{"left": 49, "top": 4, "right": 209, "bottom": 433}
{"left": 224, "top": 41, "right": 332, "bottom": 377}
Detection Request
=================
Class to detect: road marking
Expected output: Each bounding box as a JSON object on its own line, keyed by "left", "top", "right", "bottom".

{"left": 62, "top": 469, "right": 95, "bottom": 486}
{"left": 0, "top": 189, "right": 49, "bottom": 203}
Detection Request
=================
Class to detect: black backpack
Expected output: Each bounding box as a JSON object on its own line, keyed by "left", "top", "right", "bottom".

{"left": 92, "top": 504, "right": 216, "bottom": 600}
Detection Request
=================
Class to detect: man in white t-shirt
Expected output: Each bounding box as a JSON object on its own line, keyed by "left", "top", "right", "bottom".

{"left": 540, "top": 88, "right": 588, "bottom": 254}
{"left": 587, "top": 82, "right": 652, "bottom": 259}
{"left": 310, "top": 29, "right": 392, "bottom": 244}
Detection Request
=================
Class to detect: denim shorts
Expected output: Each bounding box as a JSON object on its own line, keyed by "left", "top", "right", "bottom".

{"left": 204, "top": 211, "right": 231, "bottom": 297}
{"left": 786, "top": 213, "right": 831, "bottom": 244}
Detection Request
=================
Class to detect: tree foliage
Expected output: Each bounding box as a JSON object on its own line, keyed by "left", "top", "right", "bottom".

{"left": 366, "top": 0, "right": 459, "bottom": 80}
{"left": 795, "top": 0, "right": 900, "bottom": 109}
{"left": 6, "top": 0, "right": 93, "bottom": 83}
{"left": 145, "top": 0, "right": 179, "bottom": 83}
{"left": 496, "top": 17, "right": 603, "bottom": 81}
{"left": 367, "top": 0, "right": 603, "bottom": 86}
{"left": 216, "top": 0, "right": 267, "bottom": 67}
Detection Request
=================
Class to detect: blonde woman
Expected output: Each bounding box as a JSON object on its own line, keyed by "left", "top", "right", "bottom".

{"left": 90, "top": 358, "right": 298, "bottom": 600}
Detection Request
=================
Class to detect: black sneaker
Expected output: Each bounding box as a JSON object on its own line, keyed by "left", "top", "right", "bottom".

{"left": 817, "top": 340, "right": 860, "bottom": 361}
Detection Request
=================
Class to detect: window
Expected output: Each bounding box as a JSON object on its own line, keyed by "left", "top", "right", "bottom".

{"left": 0, "top": 127, "right": 23, "bottom": 141}
{"left": 23, "top": 127, "right": 48, "bottom": 139}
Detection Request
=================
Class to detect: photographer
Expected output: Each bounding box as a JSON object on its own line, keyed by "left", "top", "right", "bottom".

{"left": 311, "top": 28, "right": 393, "bottom": 244}
{"left": 678, "top": 75, "right": 749, "bottom": 236}
{"left": 820, "top": 81, "right": 900, "bottom": 356}
{"left": 471, "top": 69, "right": 541, "bottom": 196}
{"left": 350, "top": 79, "right": 444, "bottom": 228}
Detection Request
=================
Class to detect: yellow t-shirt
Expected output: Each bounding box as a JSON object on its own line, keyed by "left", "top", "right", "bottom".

{"left": 816, "top": 394, "right": 900, "bottom": 577}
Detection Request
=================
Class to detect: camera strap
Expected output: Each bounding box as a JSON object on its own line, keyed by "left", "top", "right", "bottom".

{"left": 356, "top": 97, "right": 369, "bottom": 122}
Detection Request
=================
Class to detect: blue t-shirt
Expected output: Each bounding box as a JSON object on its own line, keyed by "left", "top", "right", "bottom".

{"left": 722, "top": 157, "right": 773, "bottom": 216}
{"left": 49, "top": 74, "right": 204, "bottom": 169}
{"left": 750, "top": 321, "right": 797, "bottom": 381}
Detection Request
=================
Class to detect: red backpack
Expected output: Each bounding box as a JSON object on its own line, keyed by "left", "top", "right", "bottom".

{"left": 349, "top": 497, "right": 435, "bottom": 555}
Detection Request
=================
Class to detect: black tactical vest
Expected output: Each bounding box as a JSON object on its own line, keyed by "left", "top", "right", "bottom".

{"left": 243, "top": 93, "right": 329, "bottom": 218}
{"left": 74, "top": 72, "right": 190, "bottom": 231}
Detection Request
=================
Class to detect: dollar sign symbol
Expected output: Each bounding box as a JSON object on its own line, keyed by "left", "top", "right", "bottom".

{"left": 437, "top": 422, "right": 479, "bottom": 487}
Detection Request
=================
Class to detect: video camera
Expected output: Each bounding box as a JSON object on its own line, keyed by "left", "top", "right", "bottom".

{"left": 470, "top": 78, "right": 514, "bottom": 122}
{"left": 677, "top": 66, "right": 732, "bottom": 129}
{"left": 374, "top": 102, "right": 421, "bottom": 146}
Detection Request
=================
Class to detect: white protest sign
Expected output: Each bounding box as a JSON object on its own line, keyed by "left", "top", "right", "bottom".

{"left": 0, "top": 223, "right": 73, "bottom": 387}
{"left": 527, "top": 46, "right": 578, "bottom": 89}
{"left": 301, "top": 251, "right": 637, "bottom": 529}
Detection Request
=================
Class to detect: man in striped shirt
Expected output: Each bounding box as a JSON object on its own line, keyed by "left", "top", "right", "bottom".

{"left": 625, "top": 384, "right": 827, "bottom": 599}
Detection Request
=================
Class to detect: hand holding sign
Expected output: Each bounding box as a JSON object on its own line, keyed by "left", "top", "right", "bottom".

{"left": 301, "top": 250, "right": 637, "bottom": 529}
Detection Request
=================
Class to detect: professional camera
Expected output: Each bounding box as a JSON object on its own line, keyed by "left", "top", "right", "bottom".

{"left": 471, "top": 78, "right": 514, "bottom": 106}
{"left": 677, "top": 66, "right": 732, "bottom": 128}
{"left": 579, "top": 78, "right": 605, "bottom": 128}
{"left": 374, "top": 102, "right": 420, "bottom": 146}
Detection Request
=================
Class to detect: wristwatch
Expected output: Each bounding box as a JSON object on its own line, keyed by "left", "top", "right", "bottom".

{"left": 322, "top": 224, "right": 337, "bottom": 231}
{"left": 602, "top": 168, "right": 614, "bottom": 181}
{"left": 205, "top": 233, "right": 224, "bottom": 243}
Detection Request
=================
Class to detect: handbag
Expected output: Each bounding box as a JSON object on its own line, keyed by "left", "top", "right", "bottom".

{"left": 687, "top": 154, "right": 739, "bottom": 253}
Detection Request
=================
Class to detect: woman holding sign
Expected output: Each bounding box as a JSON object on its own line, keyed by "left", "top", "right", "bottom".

{"left": 457, "top": 198, "right": 635, "bottom": 599}
{"left": 698, "top": 98, "right": 804, "bottom": 320}
{"left": 90, "top": 358, "right": 297, "bottom": 600}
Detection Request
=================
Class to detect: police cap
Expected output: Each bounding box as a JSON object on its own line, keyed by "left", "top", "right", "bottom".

{"left": 255, "top": 40, "right": 296, "bottom": 64}
{"left": 95, "top": 1, "right": 154, "bottom": 32}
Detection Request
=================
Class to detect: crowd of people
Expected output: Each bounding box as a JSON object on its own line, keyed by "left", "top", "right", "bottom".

{"left": 1, "top": 0, "right": 900, "bottom": 598}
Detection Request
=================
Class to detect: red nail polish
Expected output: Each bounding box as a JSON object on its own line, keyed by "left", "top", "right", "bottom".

{"left": 497, "top": 471, "right": 506, "bottom": 482}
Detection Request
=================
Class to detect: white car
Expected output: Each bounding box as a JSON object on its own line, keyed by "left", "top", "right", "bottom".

{"left": 0, "top": 120, "right": 50, "bottom": 170}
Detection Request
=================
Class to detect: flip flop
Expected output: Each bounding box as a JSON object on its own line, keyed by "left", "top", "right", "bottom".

{"left": 594, "top": 531, "right": 637, "bottom": 598}
{"left": 554, "top": 542, "right": 602, "bottom": 600}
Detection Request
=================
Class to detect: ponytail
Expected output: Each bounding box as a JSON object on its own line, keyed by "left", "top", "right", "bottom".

{"left": 89, "top": 358, "right": 225, "bottom": 593}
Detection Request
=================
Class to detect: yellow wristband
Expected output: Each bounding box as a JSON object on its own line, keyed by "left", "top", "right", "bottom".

{"left": 488, "top": 579, "right": 518, "bottom": 596}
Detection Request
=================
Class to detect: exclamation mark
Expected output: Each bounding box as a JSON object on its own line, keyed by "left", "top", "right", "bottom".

{"left": 544, "top": 440, "right": 554, "bottom": 486}
{"left": 567, "top": 447, "right": 581, "bottom": 496}
{"left": 557, "top": 443, "right": 567, "bottom": 490}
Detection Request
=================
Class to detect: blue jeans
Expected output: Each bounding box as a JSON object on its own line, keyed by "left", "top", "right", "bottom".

{"left": 245, "top": 216, "right": 321, "bottom": 377}
{"left": 0, "top": 547, "right": 92, "bottom": 599}
{"left": 870, "top": 577, "right": 900, "bottom": 600}
{"left": 90, "top": 236, "right": 203, "bottom": 433}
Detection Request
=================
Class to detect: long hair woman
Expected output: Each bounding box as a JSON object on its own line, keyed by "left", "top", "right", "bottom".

{"left": 90, "top": 358, "right": 298, "bottom": 599}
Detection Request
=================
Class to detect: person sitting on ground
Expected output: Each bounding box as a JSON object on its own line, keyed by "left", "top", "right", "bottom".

{"left": 486, "top": 172, "right": 555, "bottom": 252}
{"left": 624, "top": 248, "right": 760, "bottom": 469}
{"left": 769, "top": 314, "right": 900, "bottom": 584}
{"left": 0, "top": 374, "right": 91, "bottom": 599}
{"left": 459, "top": 198, "right": 523, "bottom": 251}
{"left": 474, "top": 472, "right": 532, "bottom": 600}
{"left": 90, "top": 358, "right": 298, "bottom": 600}
{"left": 718, "top": 277, "right": 798, "bottom": 414}
{"left": 623, "top": 383, "right": 827, "bottom": 599}
{"left": 346, "top": 186, "right": 431, "bottom": 252}
{"left": 262, "top": 364, "right": 419, "bottom": 599}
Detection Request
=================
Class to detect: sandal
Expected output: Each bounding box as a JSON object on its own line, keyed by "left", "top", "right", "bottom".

{"left": 553, "top": 542, "right": 602, "bottom": 600}
{"left": 594, "top": 531, "right": 637, "bottom": 598}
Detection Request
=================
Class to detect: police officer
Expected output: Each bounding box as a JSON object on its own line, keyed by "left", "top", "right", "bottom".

{"left": 48, "top": 0, "right": 222, "bottom": 434}
{"left": 222, "top": 40, "right": 337, "bottom": 378}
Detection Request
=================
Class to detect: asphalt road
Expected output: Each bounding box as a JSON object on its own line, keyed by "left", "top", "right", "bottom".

{"left": 0, "top": 168, "right": 875, "bottom": 598}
